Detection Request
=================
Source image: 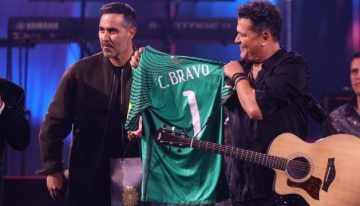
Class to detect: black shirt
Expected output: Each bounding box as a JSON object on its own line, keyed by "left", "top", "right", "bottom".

{"left": 225, "top": 48, "right": 310, "bottom": 201}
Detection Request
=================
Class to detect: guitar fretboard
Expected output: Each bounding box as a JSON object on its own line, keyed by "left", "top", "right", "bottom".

{"left": 189, "top": 138, "right": 287, "bottom": 170}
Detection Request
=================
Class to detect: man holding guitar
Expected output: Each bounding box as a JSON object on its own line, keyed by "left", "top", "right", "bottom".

{"left": 223, "top": 1, "right": 309, "bottom": 205}
{"left": 131, "top": 1, "right": 360, "bottom": 206}
{"left": 156, "top": 42, "right": 360, "bottom": 204}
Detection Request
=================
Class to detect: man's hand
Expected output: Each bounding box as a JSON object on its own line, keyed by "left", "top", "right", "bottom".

{"left": 224, "top": 61, "right": 245, "bottom": 79}
{"left": 47, "top": 172, "right": 64, "bottom": 201}
{"left": 130, "top": 47, "right": 144, "bottom": 69}
{"left": 127, "top": 116, "right": 142, "bottom": 140}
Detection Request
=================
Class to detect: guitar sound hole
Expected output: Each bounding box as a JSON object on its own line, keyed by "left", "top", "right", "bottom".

{"left": 287, "top": 157, "right": 310, "bottom": 180}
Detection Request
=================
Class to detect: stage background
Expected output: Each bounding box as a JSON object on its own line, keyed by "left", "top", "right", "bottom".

{"left": 0, "top": 0, "right": 359, "bottom": 178}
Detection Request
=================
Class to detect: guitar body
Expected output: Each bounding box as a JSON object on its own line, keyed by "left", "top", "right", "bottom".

{"left": 156, "top": 129, "right": 360, "bottom": 206}
{"left": 269, "top": 133, "right": 360, "bottom": 206}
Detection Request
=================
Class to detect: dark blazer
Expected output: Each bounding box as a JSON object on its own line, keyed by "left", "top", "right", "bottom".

{"left": 38, "top": 53, "right": 139, "bottom": 184}
{"left": 0, "top": 78, "right": 30, "bottom": 157}
{"left": 0, "top": 78, "right": 30, "bottom": 205}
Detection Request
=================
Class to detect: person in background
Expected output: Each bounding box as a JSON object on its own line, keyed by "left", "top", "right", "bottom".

{"left": 37, "top": 2, "right": 140, "bottom": 206}
{"left": 329, "top": 51, "right": 360, "bottom": 137}
{"left": 0, "top": 78, "right": 30, "bottom": 206}
{"left": 223, "top": 1, "right": 309, "bottom": 205}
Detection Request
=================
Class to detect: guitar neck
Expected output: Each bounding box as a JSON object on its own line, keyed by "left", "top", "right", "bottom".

{"left": 190, "top": 138, "right": 287, "bottom": 171}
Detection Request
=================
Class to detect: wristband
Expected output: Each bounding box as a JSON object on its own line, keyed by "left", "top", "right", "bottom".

{"left": 231, "top": 72, "right": 246, "bottom": 83}
{"left": 234, "top": 75, "right": 249, "bottom": 86}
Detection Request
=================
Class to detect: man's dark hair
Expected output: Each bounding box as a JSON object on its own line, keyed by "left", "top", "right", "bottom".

{"left": 237, "top": 0, "right": 282, "bottom": 41}
{"left": 100, "top": 2, "right": 137, "bottom": 27}
{"left": 352, "top": 50, "right": 360, "bottom": 61}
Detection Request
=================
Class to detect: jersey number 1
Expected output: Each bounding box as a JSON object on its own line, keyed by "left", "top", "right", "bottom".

{"left": 183, "top": 90, "right": 201, "bottom": 136}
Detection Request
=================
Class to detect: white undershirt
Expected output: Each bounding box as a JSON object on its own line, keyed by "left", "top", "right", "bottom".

{"left": 0, "top": 101, "right": 5, "bottom": 115}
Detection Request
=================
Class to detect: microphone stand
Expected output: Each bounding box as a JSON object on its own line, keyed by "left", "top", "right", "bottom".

{"left": 307, "top": 94, "right": 338, "bottom": 135}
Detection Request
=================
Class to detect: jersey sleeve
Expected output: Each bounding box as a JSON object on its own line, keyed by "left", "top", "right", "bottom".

{"left": 124, "top": 52, "right": 152, "bottom": 131}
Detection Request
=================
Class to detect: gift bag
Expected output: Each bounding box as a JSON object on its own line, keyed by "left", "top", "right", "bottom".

{"left": 110, "top": 157, "right": 143, "bottom": 206}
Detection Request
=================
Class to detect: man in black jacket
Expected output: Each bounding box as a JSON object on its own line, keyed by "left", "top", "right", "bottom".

{"left": 224, "top": 1, "right": 309, "bottom": 205}
{"left": 38, "top": 2, "right": 139, "bottom": 206}
{"left": 0, "top": 78, "right": 30, "bottom": 206}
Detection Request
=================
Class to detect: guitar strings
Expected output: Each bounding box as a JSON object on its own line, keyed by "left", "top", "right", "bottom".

{"left": 171, "top": 134, "right": 328, "bottom": 174}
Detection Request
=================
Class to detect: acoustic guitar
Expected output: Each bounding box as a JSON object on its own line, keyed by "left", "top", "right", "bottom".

{"left": 156, "top": 128, "right": 360, "bottom": 206}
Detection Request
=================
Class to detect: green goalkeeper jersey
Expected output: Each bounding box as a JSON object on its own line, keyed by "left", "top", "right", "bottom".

{"left": 125, "top": 46, "right": 229, "bottom": 204}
